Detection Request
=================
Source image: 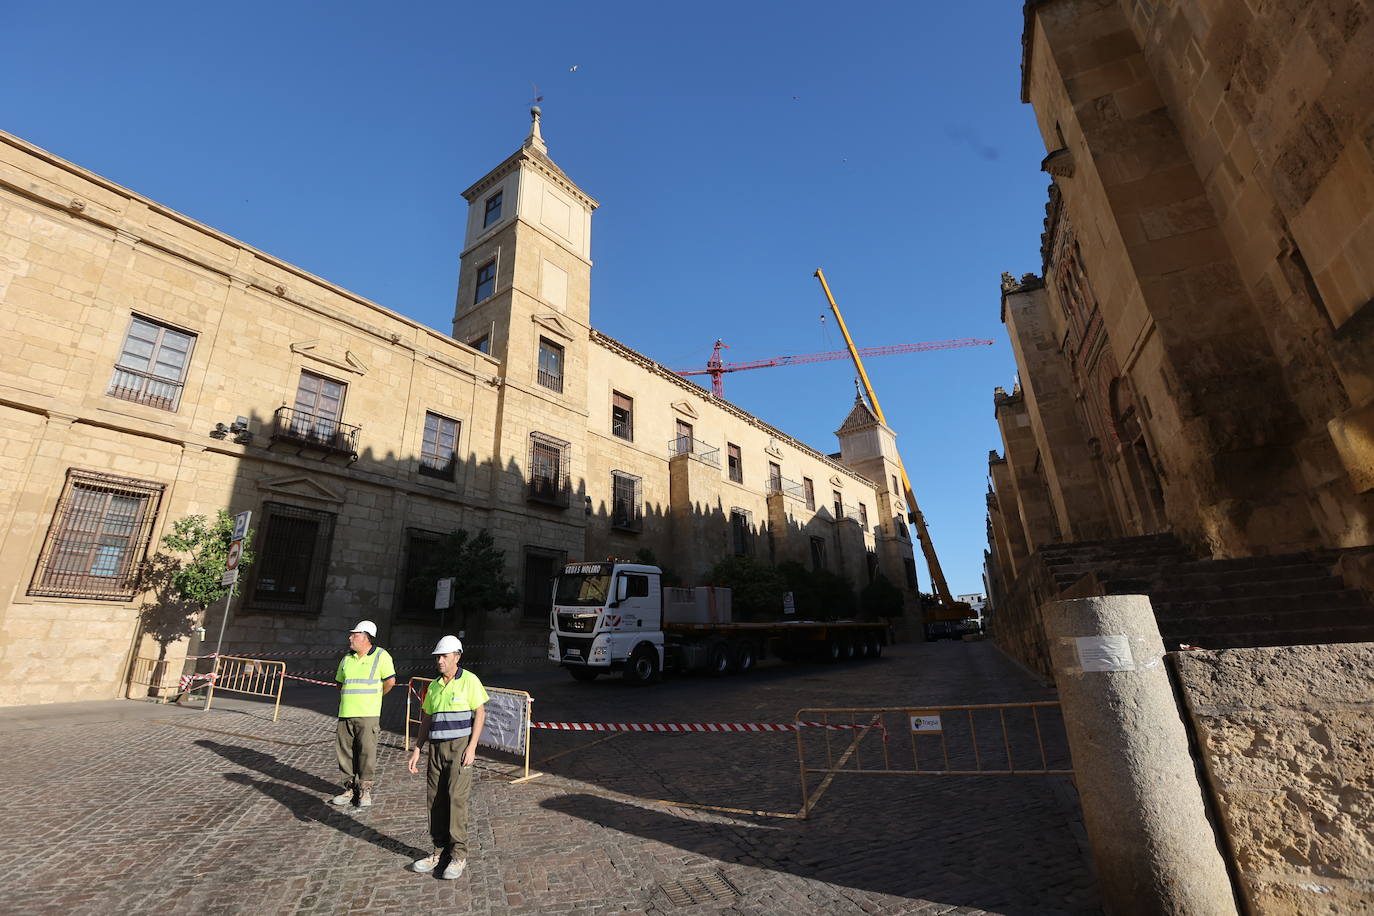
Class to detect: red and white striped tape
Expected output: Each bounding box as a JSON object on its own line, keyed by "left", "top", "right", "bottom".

{"left": 178, "top": 672, "right": 217, "bottom": 690}
{"left": 281, "top": 673, "right": 341, "bottom": 688}
{"left": 529, "top": 721, "right": 879, "bottom": 733}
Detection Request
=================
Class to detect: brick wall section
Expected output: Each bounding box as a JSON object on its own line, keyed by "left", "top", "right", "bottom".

{"left": 1172, "top": 643, "right": 1374, "bottom": 914}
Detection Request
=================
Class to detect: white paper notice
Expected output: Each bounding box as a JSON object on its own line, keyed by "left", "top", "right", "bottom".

{"left": 1074, "top": 635, "right": 1135, "bottom": 672}
{"left": 910, "top": 714, "right": 943, "bottom": 733}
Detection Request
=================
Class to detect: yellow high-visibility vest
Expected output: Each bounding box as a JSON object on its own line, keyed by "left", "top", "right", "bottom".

{"left": 336, "top": 647, "right": 395, "bottom": 718}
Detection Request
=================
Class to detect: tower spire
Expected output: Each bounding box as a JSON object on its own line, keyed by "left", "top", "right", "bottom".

{"left": 525, "top": 105, "right": 547, "bottom": 155}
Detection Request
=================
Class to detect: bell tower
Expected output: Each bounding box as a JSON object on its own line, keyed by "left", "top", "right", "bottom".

{"left": 452, "top": 107, "right": 597, "bottom": 394}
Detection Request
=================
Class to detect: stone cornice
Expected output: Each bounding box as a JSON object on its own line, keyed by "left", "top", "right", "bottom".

{"left": 1019, "top": 0, "right": 1056, "bottom": 104}
{"left": 589, "top": 330, "right": 876, "bottom": 488}
{"left": 461, "top": 146, "right": 599, "bottom": 211}
{"left": 0, "top": 130, "right": 500, "bottom": 380}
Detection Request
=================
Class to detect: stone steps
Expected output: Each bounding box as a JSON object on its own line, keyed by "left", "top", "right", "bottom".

{"left": 1034, "top": 534, "right": 1374, "bottom": 651}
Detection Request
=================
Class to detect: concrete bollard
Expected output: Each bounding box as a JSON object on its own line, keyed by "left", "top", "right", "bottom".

{"left": 1043, "top": 595, "right": 1238, "bottom": 916}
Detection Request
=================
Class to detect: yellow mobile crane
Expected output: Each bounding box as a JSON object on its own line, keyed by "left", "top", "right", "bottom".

{"left": 814, "top": 268, "right": 978, "bottom": 639}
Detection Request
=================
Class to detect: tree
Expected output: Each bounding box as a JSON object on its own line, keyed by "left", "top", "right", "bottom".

{"left": 777, "top": 561, "right": 860, "bottom": 621}
{"left": 633, "top": 548, "right": 682, "bottom": 587}
{"left": 860, "top": 573, "right": 905, "bottom": 621}
{"left": 409, "top": 529, "right": 517, "bottom": 634}
{"left": 137, "top": 510, "right": 255, "bottom": 695}
{"left": 706, "top": 556, "right": 786, "bottom": 621}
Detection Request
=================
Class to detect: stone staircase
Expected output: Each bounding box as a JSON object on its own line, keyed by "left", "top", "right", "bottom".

{"left": 1037, "top": 534, "right": 1374, "bottom": 650}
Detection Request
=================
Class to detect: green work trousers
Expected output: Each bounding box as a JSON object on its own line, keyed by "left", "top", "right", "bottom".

{"left": 337, "top": 716, "right": 380, "bottom": 788}
{"left": 426, "top": 736, "right": 474, "bottom": 854}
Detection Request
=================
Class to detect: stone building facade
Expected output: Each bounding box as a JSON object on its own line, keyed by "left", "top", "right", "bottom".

{"left": 985, "top": 1, "right": 1374, "bottom": 655}
{"left": 0, "top": 115, "right": 918, "bottom": 707}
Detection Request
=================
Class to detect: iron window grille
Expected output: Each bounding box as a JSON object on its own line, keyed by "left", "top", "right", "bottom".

{"left": 29, "top": 469, "right": 165, "bottom": 600}
{"left": 611, "top": 471, "right": 643, "bottom": 532}
{"left": 475, "top": 259, "right": 496, "bottom": 303}
{"left": 483, "top": 190, "right": 503, "bottom": 228}
{"left": 611, "top": 392, "right": 633, "bottom": 441}
{"left": 731, "top": 509, "right": 753, "bottom": 557}
{"left": 528, "top": 432, "right": 571, "bottom": 506}
{"left": 107, "top": 315, "right": 196, "bottom": 411}
{"left": 248, "top": 502, "right": 337, "bottom": 615}
{"left": 727, "top": 444, "right": 743, "bottom": 483}
{"left": 537, "top": 338, "right": 564, "bottom": 392}
{"left": 420, "top": 412, "right": 460, "bottom": 480}
{"left": 398, "top": 528, "right": 443, "bottom": 618}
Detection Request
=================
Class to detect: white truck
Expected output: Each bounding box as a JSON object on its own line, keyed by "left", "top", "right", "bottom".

{"left": 548, "top": 560, "right": 890, "bottom": 684}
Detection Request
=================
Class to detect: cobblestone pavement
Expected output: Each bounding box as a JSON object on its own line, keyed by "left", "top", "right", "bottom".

{"left": 0, "top": 641, "right": 1100, "bottom": 915}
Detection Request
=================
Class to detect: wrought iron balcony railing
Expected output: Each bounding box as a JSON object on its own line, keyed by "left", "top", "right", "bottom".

{"left": 271, "top": 407, "right": 360, "bottom": 458}
{"left": 667, "top": 436, "right": 721, "bottom": 468}
{"left": 767, "top": 475, "right": 807, "bottom": 501}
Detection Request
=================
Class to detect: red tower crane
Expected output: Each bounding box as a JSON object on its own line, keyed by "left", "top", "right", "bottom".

{"left": 674, "top": 337, "right": 994, "bottom": 397}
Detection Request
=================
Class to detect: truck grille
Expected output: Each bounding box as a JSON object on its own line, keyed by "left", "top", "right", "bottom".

{"left": 557, "top": 635, "right": 594, "bottom": 661}
{"left": 558, "top": 613, "right": 596, "bottom": 633}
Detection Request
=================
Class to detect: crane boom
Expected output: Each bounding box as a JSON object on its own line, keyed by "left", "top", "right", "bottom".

{"left": 675, "top": 338, "right": 993, "bottom": 397}
{"left": 813, "top": 268, "right": 964, "bottom": 614}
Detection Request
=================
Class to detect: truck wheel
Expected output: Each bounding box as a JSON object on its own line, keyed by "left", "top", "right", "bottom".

{"left": 708, "top": 641, "right": 730, "bottom": 677}
{"left": 854, "top": 635, "right": 870, "bottom": 659}
{"left": 865, "top": 633, "right": 881, "bottom": 658}
{"left": 568, "top": 667, "right": 599, "bottom": 682}
{"left": 623, "top": 647, "right": 659, "bottom": 686}
{"left": 731, "top": 641, "right": 756, "bottom": 674}
{"left": 841, "top": 636, "right": 857, "bottom": 661}
{"left": 823, "top": 639, "right": 842, "bottom": 663}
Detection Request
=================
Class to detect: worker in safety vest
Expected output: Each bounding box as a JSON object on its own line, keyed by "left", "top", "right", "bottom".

{"left": 408, "top": 634, "right": 488, "bottom": 880}
{"left": 330, "top": 620, "right": 396, "bottom": 807}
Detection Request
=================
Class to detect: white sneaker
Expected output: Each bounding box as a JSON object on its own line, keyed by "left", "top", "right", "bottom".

{"left": 441, "top": 858, "right": 466, "bottom": 880}
{"left": 412, "top": 851, "right": 442, "bottom": 873}
{"left": 357, "top": 790, "right": 373, "bottom": 807}
{"left": 329, "top": 790, "right": 354, "bottom": 806}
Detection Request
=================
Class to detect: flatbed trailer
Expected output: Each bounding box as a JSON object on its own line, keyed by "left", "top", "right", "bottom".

{"left": 548, "top": 561, "right": 890, "bottom": 684}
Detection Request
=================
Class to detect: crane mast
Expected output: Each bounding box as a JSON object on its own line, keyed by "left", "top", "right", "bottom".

{"left": 813, "top": 268, "right": 964, "bottom": 612}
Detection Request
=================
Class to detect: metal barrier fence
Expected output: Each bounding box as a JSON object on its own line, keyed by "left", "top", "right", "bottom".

{"left": 128, "top": 655, "right": 179, "bottom": 693}
{"left": 406, "top": 677, "right": 538, "bottom": 781}
{"left": 204, "top": 655, "right": 287, "bottom": 722}
{"left": 795, "top": 702, "right": 1072, "bottom": 816}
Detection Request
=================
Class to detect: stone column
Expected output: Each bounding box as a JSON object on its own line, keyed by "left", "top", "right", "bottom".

{"left": 1043, "top": 595, "right": 1237, "bottom": 916}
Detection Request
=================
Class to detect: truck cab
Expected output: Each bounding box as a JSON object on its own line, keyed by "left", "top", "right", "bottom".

{"left": 547, "top": 561, "right": 664, "bottom": 683}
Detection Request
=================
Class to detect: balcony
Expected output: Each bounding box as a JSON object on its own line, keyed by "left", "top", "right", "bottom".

{"left": 107, "top": 367, "right": 184, "bottom": 411}
{"left": 668, "top": 436, "right": 721, "bottom": 468}
{"left": 270, "top": 407, "right": 360, "bottom": 459}
{"left": 766, "top": 475, "right": 807, "bottom": 501}
{"left": 536, "top": 368, "right": 564, "bottom": 393}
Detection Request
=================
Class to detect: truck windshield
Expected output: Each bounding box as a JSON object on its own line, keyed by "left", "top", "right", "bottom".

{"left": 555, "top": 565, "right": 612, "bottom": 607}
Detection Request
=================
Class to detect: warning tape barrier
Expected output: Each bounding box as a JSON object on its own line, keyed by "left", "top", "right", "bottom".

{"left": 213, "top": 641, "right": 543, "bottom": 658}
{"left": 178, "top": 672, "right": 217, "bottom": 690}
{"left": 281, "top": 673, "right": 342, "bottom": 688}
{"left": 530, "top": 721, "right": 883, "bottom": 733}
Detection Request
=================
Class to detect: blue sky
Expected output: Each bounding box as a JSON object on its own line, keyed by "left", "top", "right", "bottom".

{"left": 4, "top": 1, "right": 1051, "bottom": 595}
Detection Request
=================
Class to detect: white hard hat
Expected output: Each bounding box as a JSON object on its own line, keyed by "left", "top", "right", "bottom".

{"left": 432, "top": 635, "right": 463, "bottom": 655}
{"left": 350, "top": 620, "right": 378, "bottom": 637}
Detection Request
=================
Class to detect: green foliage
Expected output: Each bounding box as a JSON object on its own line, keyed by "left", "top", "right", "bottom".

{"left": 706, "top": 556, "right": 786, "bottom": 621}
{"left": 158, "top": 510, "right": 255, "bottom": 609}
{"left": 633, "top": 548, "right": 682, "bottom": 587}
{"left": 776, "top": 561, "right": 859, "bottom": 621}
{"left": 139, "top": 510, "right": 255, "bottom": 649}
{"left": 410, "top": 529, "right": 518, "bottom": 622}
{"left": 860, "top": 573, "right": 905, "bottom": 621}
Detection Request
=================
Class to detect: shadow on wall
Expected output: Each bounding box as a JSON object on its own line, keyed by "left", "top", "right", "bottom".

{"left": 133, "top": 406, "right": 918, "bottom": 694}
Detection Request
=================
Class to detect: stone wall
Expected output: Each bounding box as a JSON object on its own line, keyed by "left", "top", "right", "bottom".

{"left": 1172, "top": 643, "right": 1374, "bottom": 914}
